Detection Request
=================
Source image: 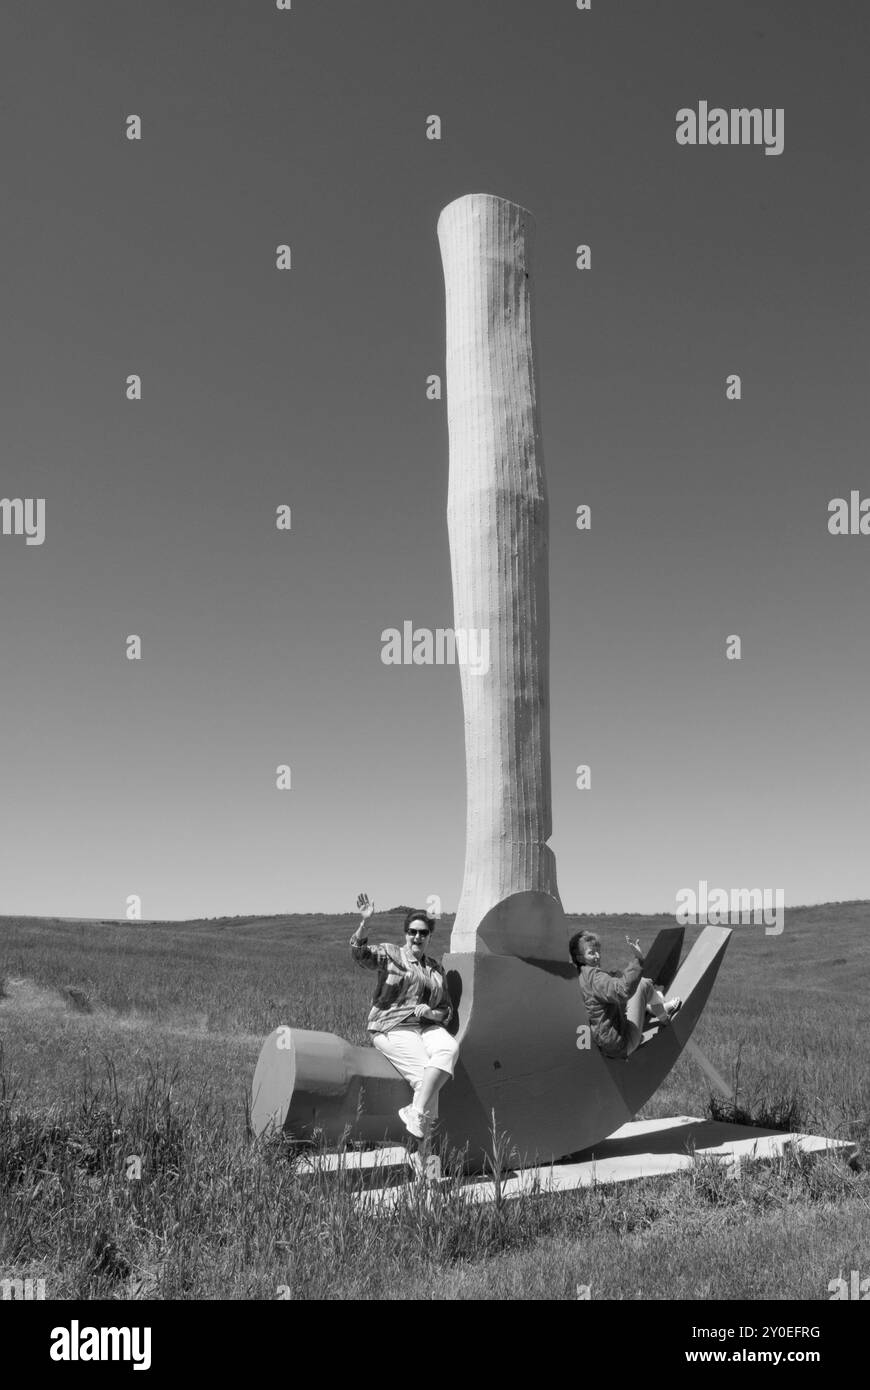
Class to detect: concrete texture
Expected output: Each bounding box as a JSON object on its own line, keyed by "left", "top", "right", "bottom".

{"left": 251, "top": 918, "right": 733, "bottom": 1166}
{"left": 249, "top": 195, "right": 732, "bottom": 1169}
{"left": 349, "top": 1116, "right": 856, "bottom": 1208}
{"left": 438, "top": 194, "right": 559, "bottom": 956}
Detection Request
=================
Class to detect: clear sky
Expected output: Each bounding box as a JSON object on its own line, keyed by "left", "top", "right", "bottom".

{"left": 1, "top": 0, "right": 868, "bottom": 919}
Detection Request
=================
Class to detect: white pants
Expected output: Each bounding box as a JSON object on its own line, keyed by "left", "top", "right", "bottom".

{"left": 371, "top": 1026, "right": 459, "bottom": 1118}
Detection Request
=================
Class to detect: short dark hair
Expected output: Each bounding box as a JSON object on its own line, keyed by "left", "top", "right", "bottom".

{"left": 568, "top": 930, "right": 600, "bottom": 970}
{"left": 404, "top": 909, "right": 434, "bottom": 934}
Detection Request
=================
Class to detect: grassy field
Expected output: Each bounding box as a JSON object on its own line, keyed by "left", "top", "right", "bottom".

{"left": 1, "top": 902, "right": 868, "bottom": 1299}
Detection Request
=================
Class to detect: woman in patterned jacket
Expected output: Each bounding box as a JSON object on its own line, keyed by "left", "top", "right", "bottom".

{"left": 350, "top": 894, "right": 458, "bottom": 1140}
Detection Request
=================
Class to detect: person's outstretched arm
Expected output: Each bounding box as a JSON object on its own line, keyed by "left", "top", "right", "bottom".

{"left": 349, "top": 893, "right": 387, "bottom": 970}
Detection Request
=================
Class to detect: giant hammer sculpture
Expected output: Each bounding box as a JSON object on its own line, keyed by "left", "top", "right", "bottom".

{"left": 251, "top": 194, "right": 731, "bottom": 1170}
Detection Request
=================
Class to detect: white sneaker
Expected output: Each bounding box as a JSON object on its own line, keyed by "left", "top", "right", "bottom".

{"left": 408, "top": 1151, "right": 442, "bottom": 1182}
{"left": 399, "top": 1104, "right": 426, "bottom": 1140}
{"left": 662, "top": 997, "right": 683, "bottom": 1022}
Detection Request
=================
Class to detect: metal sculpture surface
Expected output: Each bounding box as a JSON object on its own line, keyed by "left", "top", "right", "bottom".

{"left": 251, "top": 194, "right": 730, "bottom": 1169}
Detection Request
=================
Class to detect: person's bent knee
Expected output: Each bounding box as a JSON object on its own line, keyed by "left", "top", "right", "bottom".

{"left": 438, "top": 1032, "right": 460, "bottom": 1061}
{"left": 428, "top": 1052, "right": 457, "bottom": 1077}
{"left": 371, "top": 1029, "right": 428, "bottom": 1079}
{"left": 427, "top": 1031, "right": 459, "bottom": 1077}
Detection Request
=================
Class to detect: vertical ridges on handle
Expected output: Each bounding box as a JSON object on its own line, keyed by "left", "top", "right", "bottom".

{"left": 437, "top": 194, "right": 560, "bottom": 953}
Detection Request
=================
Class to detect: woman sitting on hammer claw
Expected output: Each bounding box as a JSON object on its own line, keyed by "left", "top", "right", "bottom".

{"left": 349, "top": 894, "right": 458, "bottom": 1140}
{"left": 569, "top": 930, "right": 682, "bottom": 1059}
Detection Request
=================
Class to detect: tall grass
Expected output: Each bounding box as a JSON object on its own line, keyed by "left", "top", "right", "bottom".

{"left": 2, "top": 906, "right": 869, "bottom": 1297}
{"left": 1, "top": 1057, "right": 867, "bottom": 1300}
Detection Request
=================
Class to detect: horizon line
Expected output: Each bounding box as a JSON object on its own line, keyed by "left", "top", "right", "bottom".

{"left": 2, "top": 897, "right": 868, "bottom": 926}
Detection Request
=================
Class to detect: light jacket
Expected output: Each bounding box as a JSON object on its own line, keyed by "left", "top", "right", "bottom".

{"left": 350, "top": 936, "right": 453, "bottom": 1035}
{"left": 577, "top": 955, "right": 644, "bottom": 1058}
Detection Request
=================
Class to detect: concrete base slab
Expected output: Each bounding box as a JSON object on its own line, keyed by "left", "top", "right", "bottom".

{"left": 342, "top": 1114, "right": 854, "bottom": 1208}
{"left": 298, "top": 1146, "right": 410, "bottom": 1174}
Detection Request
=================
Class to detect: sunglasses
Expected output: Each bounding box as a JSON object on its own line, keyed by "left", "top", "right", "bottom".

{"left": 406, "top": 928, "right": 431, "bottom": 937}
